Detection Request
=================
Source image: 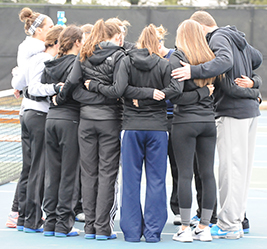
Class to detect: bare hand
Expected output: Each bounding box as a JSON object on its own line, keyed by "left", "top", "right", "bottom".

{"left": 207, "top": 84, "right": 215, "bottom": 96}
{"left": 52, "top": 95, "right": 58, "bottom": 106}
{"left": 133, "top": 99, "right": 139, "bottom": 107}
{"left": 153, "top": 89, "right": 165, "bottom": 100}
{"left": 234, "top": 75, "right": 253, "bottom": 88}
{"left": 171, "top": 61, "right": 191, "bottom": 81}
{"left": 84, "top": 80, "right": 91, "bottom": 90}
{"left": 13, "top": 89, "right": 20, "bottom": 99}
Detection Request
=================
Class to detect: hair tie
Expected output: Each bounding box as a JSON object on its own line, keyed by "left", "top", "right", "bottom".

{"left": 28, "top": 14, "right": 46, "bottom": 35}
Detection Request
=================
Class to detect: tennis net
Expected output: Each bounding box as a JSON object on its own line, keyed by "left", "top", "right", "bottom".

{"left": 0, "top": 89, "right": 22, "bottom": 185}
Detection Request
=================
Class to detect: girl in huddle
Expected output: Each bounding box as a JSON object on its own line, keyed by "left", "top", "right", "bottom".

{"left": 12, "top": 23, "right": 63, "bottom": 232}
{"left": 8, "top": 7, "right": 53, "bottom": 230}
{"left": 169, "top": 20, "right": 217, "bottom": 242}
{"left": 87, "top": 24, "right": 181, "bottom": 242}
{"left": 41, "top": 25, "right": 83, "bottom": 237}
{"left": 53, "top": 19, "right": 126, "bottom": 240}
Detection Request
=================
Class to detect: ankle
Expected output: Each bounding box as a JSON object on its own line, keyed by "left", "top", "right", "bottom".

{"left": 182, "top": 225, "right": 189, "bottom": 230}
{"left": 198, "top": 224, "right": 207, "bottom": 230}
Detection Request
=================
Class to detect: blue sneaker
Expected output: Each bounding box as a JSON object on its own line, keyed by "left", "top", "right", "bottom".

{"left": 95, "top": 233, "right": 117, "bottom": 240}
{"left": 243, "top": 228, "right": 249, "bottom": 234}
{"left": 55, "top": 227, "right": 80, "bottom": 237}
{"left": 84, "top": 234, "right": 95, "bottom": 239}
{"left": 17, "top": 225, "right": 24, "bottom": 231}
{"left": 24, "top": 226, "right": 43, "bottom": 233}
{"left": 43, "top": 231, "right": 55, "bottom": 236}
{"left": 210, "top": 225, "right": 240, "bottom": 239}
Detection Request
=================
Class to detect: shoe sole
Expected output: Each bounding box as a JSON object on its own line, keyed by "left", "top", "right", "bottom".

{"left": 55, "top": 232, "right": 79, "bottom": 237}
{"left": 24, "top": 228, "right": 43, "bottom": 233}
{"left": 173, "top": 236, "right": 193, "bottom": 242}
{"left": 173, "top": 221, "right": 182, "bottom": 226}
{"left": 44, "top": 231, "right": 55, "bottom": 236}
{"left": 192, "top": 235, "right": 212, "bottom": 242}
{"left": 6, "top": 222, "right": 17, "bottom": 228}
{"left": 17, "top": 226, "right": 24, "bottom": 231}
{"left": 95, "top": 234, "right": 117, "bottom": 240}
{"left": 212, "top": 234, "right": 240, "bottom": 239}
{"left": 85, "top": 234, "right": 95, "bottom": 239}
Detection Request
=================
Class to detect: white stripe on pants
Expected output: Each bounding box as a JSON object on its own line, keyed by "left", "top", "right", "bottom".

{"left": 216, "top": 116, "right": 258, "bottom": 231}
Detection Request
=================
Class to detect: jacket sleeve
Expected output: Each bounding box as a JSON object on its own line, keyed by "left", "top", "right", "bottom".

{"left": 11, "top": 67, "right": 27, "bottom": 90}
{"left": 162, "top": 55, "right": 184, "bottom": 99}
{"left": 55, "top": 56, "right": 83, "bottom": 105}
{"left": 191, "top": 33, "right": 234, "bottom": 79}
{"left": 72, "top": 84, "right": 117, "bottom": 104}
{"left": 169, "top": 87, "right": 210, "bottom": 105}
{"left": 251, "top": 72, "right": 262, "bottom": 89}
{"left": 89, "top": 58, "right": 154, "bottom": 99}
{"left": 248, "top": 44, "right": 263, "bottom": 70}
{"left": 27, "top": 59, "right": 56, "bottom": 97}
{"left": 219, "top": 73, "right": 259, "bottom": 99}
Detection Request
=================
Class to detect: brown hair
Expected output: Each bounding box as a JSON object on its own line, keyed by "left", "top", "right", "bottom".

{"left": 58, "top": 25, "right": 83, "bottom": 58}
{"left": 190, "top": 11, "right": 217, "bottom": 27}
{"left": 105, "top": 17, "right": 130, "bottom": 36}
{"left": 80, "top": 24, "right": 94, "bottom": 34}
{"left": 44, "top": 26, "right": 64, "bottom": 50}
{"left": 19, "top": 7, "right": 46, "bottom": 35}
{"left": 156, "top": 25, "right": 167, "bottom": 41}
{"left": 136, "top": 24, "right": 162, "bottom": 58}
{"left": 176, "top": 20, "right": 216, "bottom": 87}
{"left": 80, "top": 19, "right": 121, "bottom": 61}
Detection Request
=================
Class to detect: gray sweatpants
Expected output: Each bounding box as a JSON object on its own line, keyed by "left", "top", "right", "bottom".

{"left": 216, "top": 116, "right": 258, "bottom": 231}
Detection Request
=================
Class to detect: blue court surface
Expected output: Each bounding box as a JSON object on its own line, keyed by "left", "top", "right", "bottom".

{"left": 0, "top": 110, "right": 267, "bottom": 249}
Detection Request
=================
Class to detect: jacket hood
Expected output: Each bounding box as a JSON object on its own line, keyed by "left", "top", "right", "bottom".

{"left": 208, "top": 26, "right": 247, "bottom": 51}
{"left": 88, "top": 42, "right": 123, "bottom": 66}
{"left": 17, "top": 36, "right": 45, "bottom": 66}
{"left": 128, "top": 48, "right": 160, "bottom": 71}
{"left": 44, "top": 54, "right": 76, "bottom": 81}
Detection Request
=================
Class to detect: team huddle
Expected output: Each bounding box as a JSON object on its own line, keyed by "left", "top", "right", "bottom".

{"left": 6, "top": 7, "right": 262, "bottom": 243}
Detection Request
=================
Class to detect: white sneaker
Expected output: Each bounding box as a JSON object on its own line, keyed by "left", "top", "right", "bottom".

{"left": 173, "top": 214, "right": 182, "bottom": 225}
{"left": 75, "top": 213, "right": 85, "bottom": 222}
{"left": 192, "top": 226, "right": 212, "bottom": 242}
{"left": 173, "top": 226, "right": 193, "bottom": 242}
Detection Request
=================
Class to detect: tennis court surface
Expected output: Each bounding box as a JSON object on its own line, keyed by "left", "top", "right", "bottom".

{"left": 0, "top": 110, "right": 266, "bottom": 249}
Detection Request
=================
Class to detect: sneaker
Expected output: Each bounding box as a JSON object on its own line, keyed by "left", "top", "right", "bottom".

{"left": 75, "top": 213, "right": 85, "bottom": 222}
{"left": 190, "top": 215, "right": 200, "bottom": 227}
{"left": 24, "top": 225, "right": 44, "bottom": 233}
{"left": 6, "top": 211, "right": 18, "bottom": 228}
{"left": 95, "top": 233, "right": 117, "bottom": 240}
{"left": 84, "top": 234, "right": 95, "bottom": 239}
{"left": 17, "top": 225, "right": 24, "bottom": 231}
{"left": 55, "top": 227, "right": 80, "bottom": 237}
{"left": 43, "top": 231, "right": 55, "bottom": 236}
{"left": 242, "top": 217, "right": 250, "bottom": 234}
{"left": 173, "top": 214, "right": 182, "bottom": 225}
{"left": 192, "top": 226, "right": 212, "bottom": 241}
{"left": 210, "top": 225, "right": 240, "bottom": 239}
{"left": 173, "top": 226, "right": 193, "bottom": 242}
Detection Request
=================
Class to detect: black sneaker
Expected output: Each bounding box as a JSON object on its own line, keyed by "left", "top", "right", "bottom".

{"left": 242, "top": 217, "right": 249, "bottom": 234}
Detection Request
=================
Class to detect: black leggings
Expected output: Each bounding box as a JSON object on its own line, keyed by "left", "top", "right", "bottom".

{"left": 171, "top": 122, "right": 216, "bottom": 212}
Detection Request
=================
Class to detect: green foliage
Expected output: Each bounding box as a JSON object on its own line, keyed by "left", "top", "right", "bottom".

{"left": 161, "top": 0, "right": 178, "bottom": 5}
{"left": 250, "top": 0, "right": 267, "bottom": 4}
